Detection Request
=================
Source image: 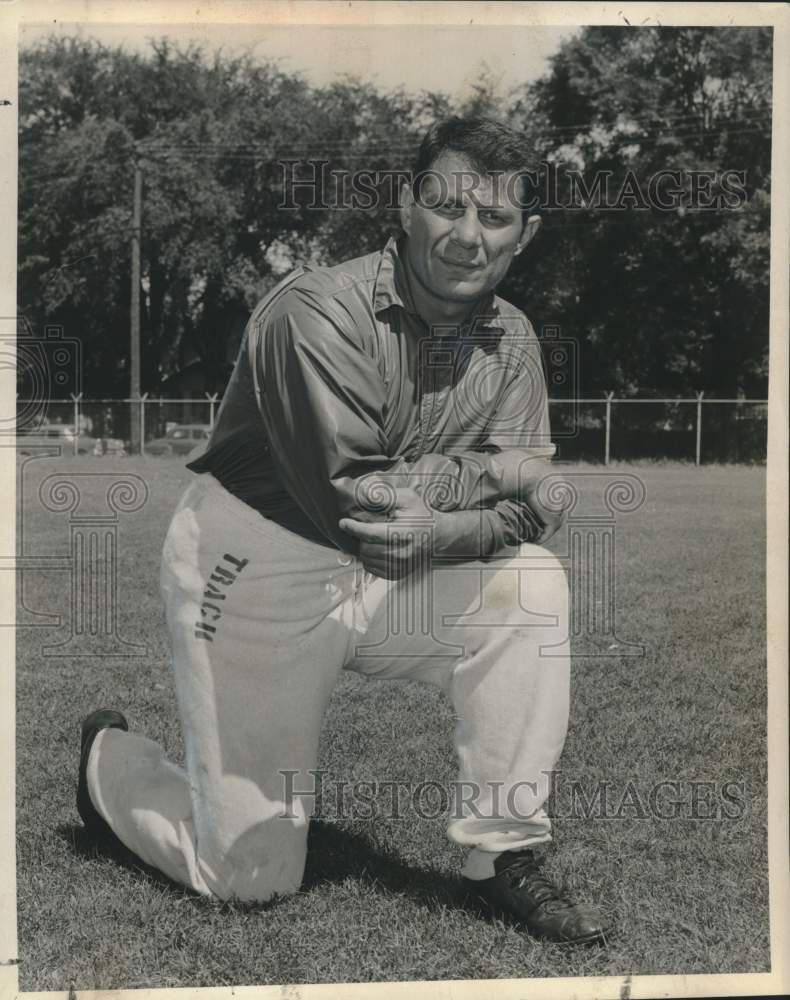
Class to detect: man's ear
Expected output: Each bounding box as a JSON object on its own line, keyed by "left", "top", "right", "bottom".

{"left": 514, "top": 215, "right": 541, "bottom": 255}
{"left": 399, "top": 181, "right": 414, "bottom": 235}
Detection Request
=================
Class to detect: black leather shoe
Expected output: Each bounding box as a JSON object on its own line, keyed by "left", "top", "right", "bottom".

{"left": 464, "top": 849, "right": 611, "bottom": 945}
{"left": 76, "top": 709, "right": 128, "bottom": 838}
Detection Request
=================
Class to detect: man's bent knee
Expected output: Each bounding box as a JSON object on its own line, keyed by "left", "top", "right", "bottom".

{"left": 486, "top": 543, "right": 569, "bottom": 619}
{"left": 197, "top": 810, "right": 309, "bottom": 903}
{"left": 202, "top": 826, "right": 307, "bottom": 903}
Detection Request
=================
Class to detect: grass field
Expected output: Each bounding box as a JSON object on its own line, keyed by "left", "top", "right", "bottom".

{"left": 14, "top": 456, "right": 769, "bottom": 989}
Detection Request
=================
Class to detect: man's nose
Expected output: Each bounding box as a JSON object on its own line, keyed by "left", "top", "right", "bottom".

{"left": 451, "top": 210, "right": 482, "bottom": 248}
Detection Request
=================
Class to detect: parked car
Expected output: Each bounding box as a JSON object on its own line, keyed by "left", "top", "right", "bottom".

{"left": 145, "top": 423, "right": 211, "bottom": 457}
{"left": 16, "top": 422, "right": 98, "bottom": 455}
{"left": 93, "top": 437, "right": 128, "bottom": 457}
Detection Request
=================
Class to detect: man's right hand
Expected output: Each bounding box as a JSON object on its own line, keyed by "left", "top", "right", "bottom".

{"left": 340, "top": 487, "right": 444, "bottom": 579}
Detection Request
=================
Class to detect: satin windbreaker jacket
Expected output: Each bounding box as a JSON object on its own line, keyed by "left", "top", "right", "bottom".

{"left": 188, "top": 237, "right": 557, "bottom": 555}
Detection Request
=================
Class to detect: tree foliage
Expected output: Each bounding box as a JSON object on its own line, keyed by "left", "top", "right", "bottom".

{"left": 504, "top": 26, "right": 771, "bottom": 396}
{"left": 19, "top": 28, "right": 771, "bottom": 398}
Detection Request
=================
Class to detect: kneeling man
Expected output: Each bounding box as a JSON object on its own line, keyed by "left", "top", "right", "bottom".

{"left": 78, "top": 116, "right": 609, "bottom": 946}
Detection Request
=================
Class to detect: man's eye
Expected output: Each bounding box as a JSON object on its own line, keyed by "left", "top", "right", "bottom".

{"left": 433, "top": 203, "right": 464, "bottom": 217}
{"left": 479, "top": 211, "right": 507, "bottom": 224}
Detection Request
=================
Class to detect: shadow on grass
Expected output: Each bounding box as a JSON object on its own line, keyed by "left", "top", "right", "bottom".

{"left": 303, "top": 820, "right": 470, "bottom": 910}
{"left": 56, "top": 819, "right": 473, "bottom": 917}
{"left": 56, "top": 821, "right": 195, "bottom": 899}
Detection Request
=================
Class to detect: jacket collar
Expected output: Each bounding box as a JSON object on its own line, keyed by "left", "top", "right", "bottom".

{"left": 373, "top": 236, "right": 502, "bottom": 330}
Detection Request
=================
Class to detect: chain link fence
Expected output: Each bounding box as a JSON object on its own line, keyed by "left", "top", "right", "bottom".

{"left": 14, "top": 395, "right": 768, "bottom": 463}
{"left": 14, "top": 396, "right": 218, "bottom": 456}
{"left": 550, "top": 398, "right": 767, "bottom": 464}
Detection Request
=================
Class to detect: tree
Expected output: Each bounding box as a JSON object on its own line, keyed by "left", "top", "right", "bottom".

{"left": 505, "top": 26, "right": 772, "bottom": 397}
{"left": 19, "top": 29, "right": 772, "bottom": 402}
{"left": 18, "top": 38, "right": 436, "bottom": 397}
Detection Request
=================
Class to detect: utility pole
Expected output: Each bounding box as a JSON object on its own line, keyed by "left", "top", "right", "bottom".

{"left": 130, "top": 158, "right": 143, "bottom": 454}
{"left": 604, "top": 391, "right": 614, "bottom": 466}
{"left": 695, "top": 391, "right": 705, "bottom": 466}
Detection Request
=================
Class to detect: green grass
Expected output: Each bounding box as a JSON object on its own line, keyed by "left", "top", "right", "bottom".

{"left": 15, "top": 457, "right": 769, "bottom": 989}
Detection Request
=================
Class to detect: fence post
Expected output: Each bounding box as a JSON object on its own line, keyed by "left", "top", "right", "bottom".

{"left": 140, "top": 392, "right": 149, "bottom": 456}
{"left": 604, "top": 392, "right": 614, "bottom": 466}
{"left": 206, "top": 392, "right": 219, "bottom": 430}
{"left": 695, "top": 391, "right": 705, "bottom": 466}
{"left": 70, "top": 392, "right": 82, "bottom": 456}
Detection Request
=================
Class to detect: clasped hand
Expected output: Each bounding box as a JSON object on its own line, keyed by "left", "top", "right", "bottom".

{"left": 339, "top": 486, "right": 447, "bottom": 580}
{"left": 339, "top": 473, "right": 568, "bottom": 580}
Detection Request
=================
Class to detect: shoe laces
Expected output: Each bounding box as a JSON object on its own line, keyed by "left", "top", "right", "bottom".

{"left": 499, "top": 853, "right": 569, "bottom": 914}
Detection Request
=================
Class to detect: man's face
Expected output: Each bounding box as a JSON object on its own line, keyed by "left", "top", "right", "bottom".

{"left": 400, "top": 150, "right": 533, "bottom": 306}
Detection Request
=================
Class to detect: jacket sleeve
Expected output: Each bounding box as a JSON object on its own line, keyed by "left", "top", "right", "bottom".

{"left": 470, "top": 321, "right": 561, "bottom": 550}
{"left": 254, "top": 292, "right": 553, "bottom": 550}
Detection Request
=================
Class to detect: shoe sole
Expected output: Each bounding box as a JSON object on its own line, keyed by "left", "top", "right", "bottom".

{"left": 465, "top": 889, "right": 612, "bottom": 946}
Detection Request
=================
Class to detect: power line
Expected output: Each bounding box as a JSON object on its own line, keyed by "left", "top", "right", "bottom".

{"left": 133, "top": 120, "right": 772, "bottom": 157}
{"left": 18, "top": 114, "right": 772, "bottom": 184}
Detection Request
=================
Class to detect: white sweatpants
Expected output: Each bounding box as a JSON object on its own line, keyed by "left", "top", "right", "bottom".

{"left": 87, "top": 474, "right": 570, "bottom": 901}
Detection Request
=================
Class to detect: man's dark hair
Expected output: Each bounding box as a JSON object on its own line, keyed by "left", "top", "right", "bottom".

{"left": 412, "top": 116, "right": 538, "bottom": 208}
